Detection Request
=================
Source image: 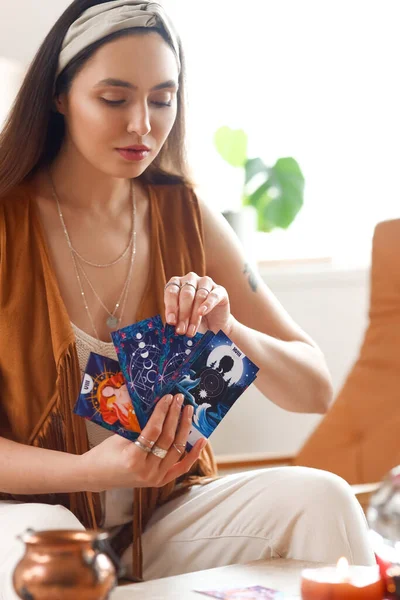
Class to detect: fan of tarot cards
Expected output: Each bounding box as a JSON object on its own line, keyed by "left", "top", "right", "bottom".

{"left": 73, "top": 315, "right": 259, "bottom": 450}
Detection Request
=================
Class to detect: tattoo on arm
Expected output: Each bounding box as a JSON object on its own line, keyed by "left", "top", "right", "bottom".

{"left": 243, "top": 263, "right": 258, "bottom": 292}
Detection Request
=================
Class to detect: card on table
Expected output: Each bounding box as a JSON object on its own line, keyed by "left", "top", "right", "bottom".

{"left": 73, "top": 352, "right": 141, "bottom": 442}
{"left": 158, "top": 329, "right": 259, "bottom": 449}
{"left": 195, "top": 585, "right": 297, "bottom": 599}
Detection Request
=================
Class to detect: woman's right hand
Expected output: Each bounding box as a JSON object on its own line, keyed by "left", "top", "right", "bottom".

{"left": 80, "top": 393, "right": 207, "bottom": 492}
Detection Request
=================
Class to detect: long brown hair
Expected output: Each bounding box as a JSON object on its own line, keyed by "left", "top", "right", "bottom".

{"left": 0, "top": 0, "right": 191, "bottom": 198}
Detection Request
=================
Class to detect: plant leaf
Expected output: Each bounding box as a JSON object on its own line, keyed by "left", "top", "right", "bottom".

{"left": 245, "top": 188, "right": 273, "bottom": 232}
{"left": 244, "top": 157, "right": 269, "bottom": 184}
{"left": 214, "top": 126, "right": 248, "bottom": 167}
{"left": 264, "top": 157, "right": 305, "bottom": 229}
{"left": 247, "top": 181, "right": 271, "bottom": 207}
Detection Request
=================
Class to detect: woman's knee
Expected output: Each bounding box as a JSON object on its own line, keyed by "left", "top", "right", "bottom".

{"left": 25, "top": 503, "right": 84, "bottom": 530}
{"left": 0, "top": 503, "right": 84, "bottom": 580}
{"left": 281, "top": 466, "right": 362, "bottom": 518}
{"left": 32, "top": 503, "right": 85, "bottom": 530}
{"left": 247, "top": 466, "right": 360, "bottom": 515}
{"left": 2, "top": 503, "right": 84, "bottom": 535}
{"left": 294, "top": 467, "right": 355, "bottom": 502}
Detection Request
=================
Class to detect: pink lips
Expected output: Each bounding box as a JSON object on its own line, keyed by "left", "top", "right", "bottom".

{"left": 116, "top": 145, "right": 151, "bottom": 162}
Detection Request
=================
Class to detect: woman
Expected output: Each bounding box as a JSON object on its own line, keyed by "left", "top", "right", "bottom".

{"left": 0, "top": 0, "right": 374, "bottom": 594}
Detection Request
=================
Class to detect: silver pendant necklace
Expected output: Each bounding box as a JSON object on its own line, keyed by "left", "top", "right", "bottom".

{"left": 49, "top": 172, "right": 137, "bottom": 337}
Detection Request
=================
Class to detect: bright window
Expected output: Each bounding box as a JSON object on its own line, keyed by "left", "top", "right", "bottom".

{"left": 163, "top": 0, "right": 400, "bottom": 264}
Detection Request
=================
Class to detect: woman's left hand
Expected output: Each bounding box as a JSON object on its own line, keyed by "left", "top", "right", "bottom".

{"left": 164, "top": 272, "right": 234, "bottom": 337}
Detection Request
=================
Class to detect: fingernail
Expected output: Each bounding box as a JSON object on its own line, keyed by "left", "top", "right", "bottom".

{"left": 188, "top": 325, "right": 196, "bottom": 337}
{"left": 200, "top": 438, "right": 208, "bottom": 449}
{"left": 187, "top": 405, "right": 194, "bottom": 419}
{"left": 167, "top": 313, "right": 176, "bottom": 324}
{"left": 176, "top": 394, "right": 184, "bottom": 406}
{"left": 164, "top": 394, "right": 173, "bottom": 406}
{"left": 177, "top": 322, "right": 186, "bottom": 334}
{"left": 199, "top": 306, "right": 208, "bottom": 315}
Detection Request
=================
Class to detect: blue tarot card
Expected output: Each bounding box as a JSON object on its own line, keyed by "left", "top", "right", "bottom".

{"left": 155, "top": 323, "right": 204, "bottom": 396}
{"left": 111, "top": 315, "right": 164, "bottom": 428}
{"left": 159, "top": 330, "right": 259, "bottom": 450}
{"left": 73, "top": 352, "right": 141, "bottom": 442}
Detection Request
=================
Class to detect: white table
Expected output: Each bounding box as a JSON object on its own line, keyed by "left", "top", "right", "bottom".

{"left": 111, "top": 558, "right": 317, "bottom": 599}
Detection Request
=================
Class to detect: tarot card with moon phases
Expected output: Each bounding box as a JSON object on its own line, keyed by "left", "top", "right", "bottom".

{"left": 155, "top": 323, "right": 204, "bottom": 396}
{"left": 158, "top": 330, "right": 259, "bottom": 450}
{"left": 73, "top": 352, "right": 141, "bottom": 442}
{"left": 111, "top": 315, "right": 164, "bottom": 428}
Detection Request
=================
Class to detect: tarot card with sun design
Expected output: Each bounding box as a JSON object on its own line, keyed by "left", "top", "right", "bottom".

{"left": 158, "top": 330, "right": 259, "bottom": 450}
{"left": 111, "top": 315, "right": 164, "bottom": 428}
{"left": 73, "top": 352, "right": 141, "bottom": 442}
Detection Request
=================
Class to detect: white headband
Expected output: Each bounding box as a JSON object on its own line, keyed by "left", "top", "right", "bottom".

{"left": 57, "top": 0, "right": 181, "bottom": 76}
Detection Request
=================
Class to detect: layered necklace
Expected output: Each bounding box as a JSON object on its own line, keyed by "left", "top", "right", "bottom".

{"left": 49, "top": 173, "right": 137, "bottom": 340}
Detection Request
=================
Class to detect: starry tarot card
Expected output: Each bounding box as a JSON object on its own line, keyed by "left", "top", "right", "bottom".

{"left": 158, "top": 330, "right": 259, "bottom": 450}
{"left": 155, "top": 323, "right": 204, "bottom": 396}
{"left": 111, "top": 315, "right": 164, "bottom": 428}
{"left": 73, "top": 352, "right": 141, "bottom": 442}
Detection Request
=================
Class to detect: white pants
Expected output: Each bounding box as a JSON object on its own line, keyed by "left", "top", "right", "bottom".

{"left": 0, "top": 467, "right": 375, "bottom": 598}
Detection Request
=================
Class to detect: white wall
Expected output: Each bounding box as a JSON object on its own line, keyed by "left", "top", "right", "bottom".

{"left": 210, "top": 263, "right": 370, "bottom": 457}
{"left": 0, "top": 1, "right": 70, "bottom": 64}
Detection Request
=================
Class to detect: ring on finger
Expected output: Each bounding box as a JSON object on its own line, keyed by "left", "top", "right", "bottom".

{"left": 165, "top": 281, "right": 181, "bottom": 291}
{"left": 182, "top": 282, "right": 197, "bottom": 292}
{"left": 173, "top": 443, "right": 184, "bottom": 455}
{"left": 138, "top": 435, "right": 155, "bottom": 448}
{"left": 134, "top": 440, "right": 152, "bottom": 454}
{"left": 151, "top": 445, "right": 169, "bottom": 459}
{"left": 197, "top": 287, "right": 211, "bottom": 295}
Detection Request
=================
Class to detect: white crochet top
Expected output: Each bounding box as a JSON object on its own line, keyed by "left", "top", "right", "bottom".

{"left": 72, "top": 322, "right": 133, "bottom": 529}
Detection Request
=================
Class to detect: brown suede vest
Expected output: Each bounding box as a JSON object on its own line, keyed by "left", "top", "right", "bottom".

{"left": 0, "top": 180, "right": 217, "bottom": 580}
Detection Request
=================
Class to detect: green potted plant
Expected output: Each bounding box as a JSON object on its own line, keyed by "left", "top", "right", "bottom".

{"left": 214, "top": 126, "right": 305, "bottom": 243}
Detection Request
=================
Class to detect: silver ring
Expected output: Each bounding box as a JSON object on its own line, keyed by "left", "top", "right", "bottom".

{"left": 173, "top": 444, "right": 184, "bottom": 455}
{"left": 138, "top": 435, "right": 155, "bottom": 448}
{"left": 182, "top": 282, "right": 197, "bottom": 292}
{"left": 134, "top": 440, "right": 152, "bottom": 454}
{"left": 197, "top": 287, "right": 211, "bottom": 295}
{"left": 165, "top": 281, "right": 181, "bottom": 291}
{"left": 151, "top": 445, "right": 168, "bottom": 459}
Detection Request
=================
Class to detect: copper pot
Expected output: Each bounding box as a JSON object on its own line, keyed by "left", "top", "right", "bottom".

{"left": 13, "top": 529, "right": 118, "bottom": 600}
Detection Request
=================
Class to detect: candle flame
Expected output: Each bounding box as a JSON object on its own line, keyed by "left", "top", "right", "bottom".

{"left": 336, "top": 556, "right": 349, "bottom": 580}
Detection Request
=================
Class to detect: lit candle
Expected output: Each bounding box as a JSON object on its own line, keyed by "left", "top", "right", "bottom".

{"left": 301, "top": 557, "right": 384, "bottom": 600}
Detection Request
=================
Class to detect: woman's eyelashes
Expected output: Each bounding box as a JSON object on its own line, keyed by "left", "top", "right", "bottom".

{"left": 101, "top": 98, "right": 126, "bottom": 106}
{"left": 100, "top": 96, "right": 173, "bottom": 108}
{"left": 152, "top": 100, "right": 172, "bottom": 107}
